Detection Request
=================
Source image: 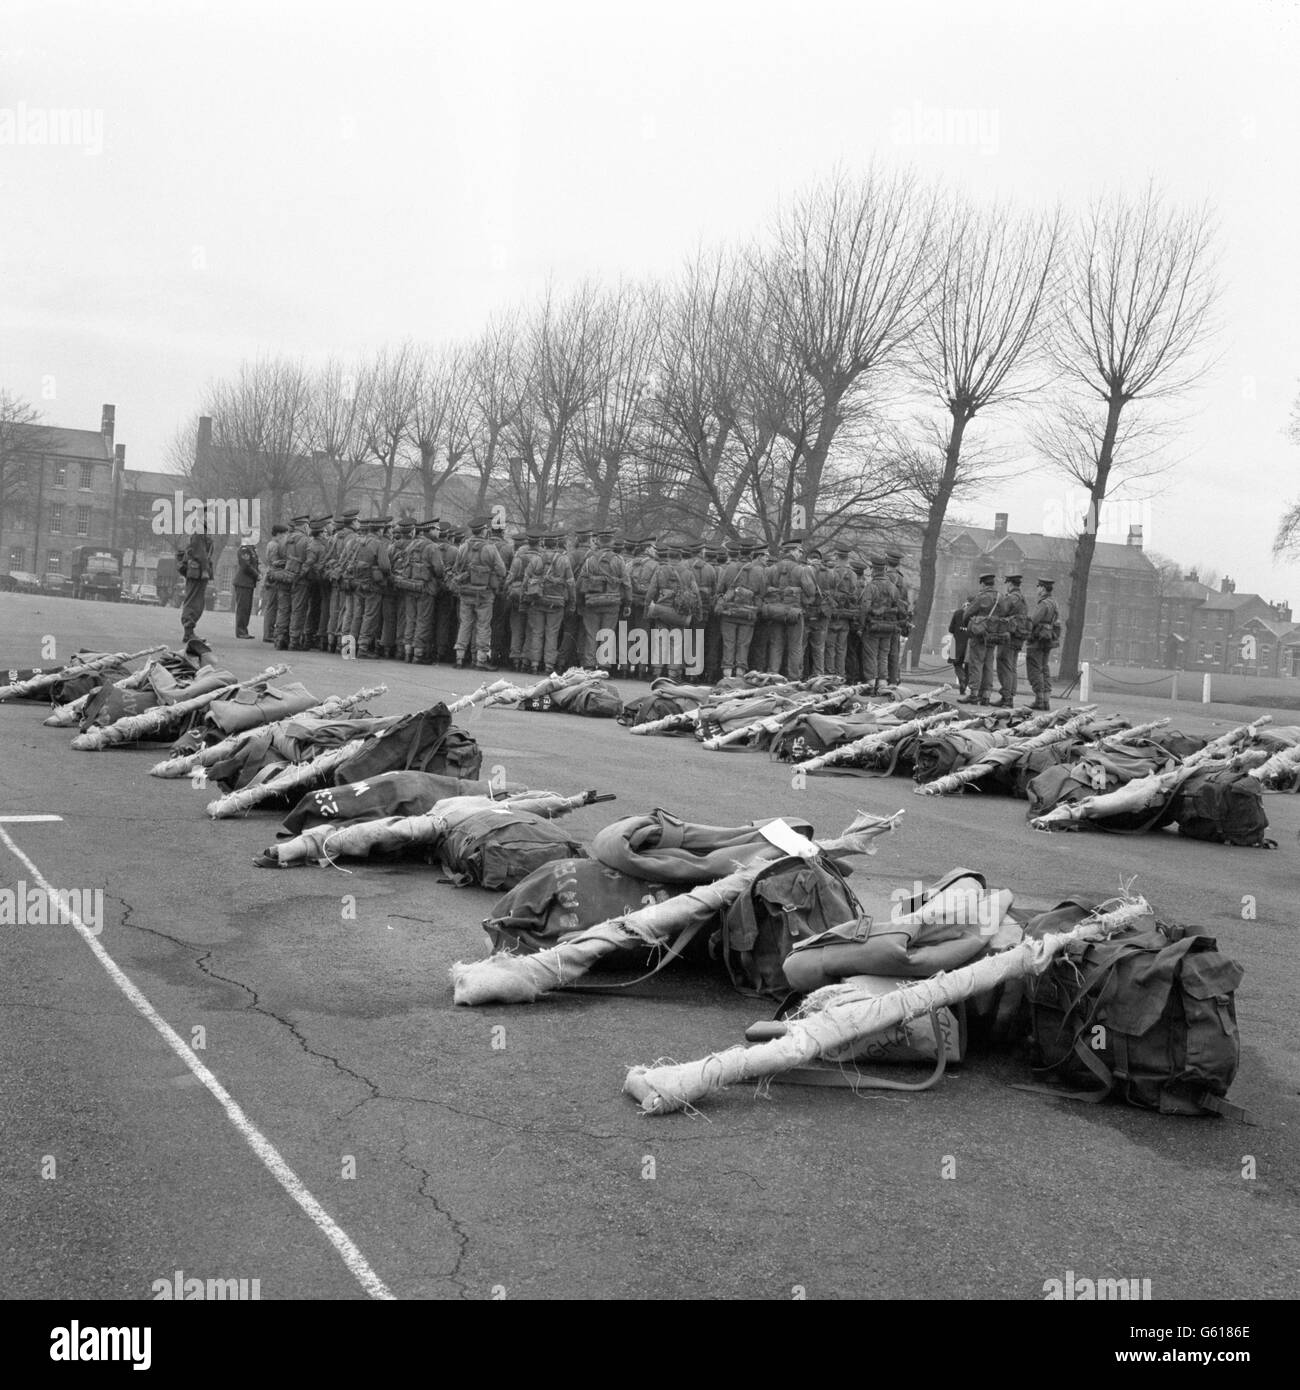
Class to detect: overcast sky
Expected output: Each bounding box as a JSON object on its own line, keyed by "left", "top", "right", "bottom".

{"left": 2, "top": 0, "right": 1298, "bottom": 597}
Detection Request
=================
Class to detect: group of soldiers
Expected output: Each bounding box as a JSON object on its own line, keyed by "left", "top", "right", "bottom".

{"left": 947, "top": 573, "right": 1061, "bottom": 710}
{"left": 239, "top": 518, "right": 923, "bottom": 688}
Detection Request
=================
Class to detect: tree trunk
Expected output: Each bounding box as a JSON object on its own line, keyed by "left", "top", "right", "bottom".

{"left": 906, "top": 410, "right": 968, "bottom": 669}
{"left": 1059, "top": 395, "right": 1124, "bottom": 680}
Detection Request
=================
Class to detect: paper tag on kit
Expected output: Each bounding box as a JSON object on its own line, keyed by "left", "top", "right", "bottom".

{"left": 758, "top": 819, "right": 818, "bottom": 859}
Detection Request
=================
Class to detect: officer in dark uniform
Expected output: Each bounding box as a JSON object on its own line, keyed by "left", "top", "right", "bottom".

{"left": 178, "top": 525, "right": 214, "bottom": 643}
{"left": 232, "top": 533, "right": 260, "bottom": 638}
{"left": 948, "top": 595, "right": 973, "bottom": 693}
{"left": 1026, "top": 578, "right": 1060, "bottom": 710}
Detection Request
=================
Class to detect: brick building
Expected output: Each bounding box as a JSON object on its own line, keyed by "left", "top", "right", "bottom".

{"left": 2, "top": 404, "right": 126, "bottom": 580}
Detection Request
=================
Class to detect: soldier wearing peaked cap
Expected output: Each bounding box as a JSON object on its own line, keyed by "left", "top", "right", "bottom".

{"left": 273, "top": 515, "right": 310, "bottom": 650}
{"left": 990, "top": 573, "right": 1029, "bottom": 707}
{"left": 261, "top": 523, "right": 290, "bottom": 643}
{"left": 232, "top": 532, "right": 260, "bottom": 639}
{"left": 1025, "top": 577, "right": 1060, "bottom": 710}
{"left": 350, "top": 517, "right": 393, "bottom": 659}
{"left": 715, "top": 538, "right": 768, "bottom": 678}
{"left": 763, "top": 538, "right": 817, "bottom": 678}
{"left": 305, "top": 515, "right": 334, "bottom": 652}
{"left": 557, "top": 529, "right": 593, "bottom": 669}
{"left": 331, "top": 512, "right": 363, "bottom": 654}
{"left": 644, "top": 539, "right": 698, "bottom": 679}
{"left": 801, "top": 546, "right": 832, "bottom": 678}
{"left": 577, "top": 527, "right": 630, "bottom": 670}
{"left": 488, "top": 522, "right": 516, "bottom": 669}
{"left": 958, "top": 571, "right": 1000, "bottom": 704}
{"left": 522, "top": 533, "right": 574, "bottom": 673}
{"left": 824, "top": 544, "right": 859, "bottom": 680}
{"left": 859, "top": 556, "right": 899, "bottom": 693}
{"left": 322, "top": 512, "right": 354, "bottom": 653}
{"left": 505, "top": 528, "right": 542, "bottom": 670}
{"left": 884, "top": 547, "right": 911, "bottom": 685}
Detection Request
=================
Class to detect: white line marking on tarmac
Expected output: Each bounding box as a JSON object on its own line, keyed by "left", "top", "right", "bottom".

{"left": 0, "top": 815, "right": 63, "bottom": 823}
{"left": 0, "top": 825, "right": 397, "bottom": 1301}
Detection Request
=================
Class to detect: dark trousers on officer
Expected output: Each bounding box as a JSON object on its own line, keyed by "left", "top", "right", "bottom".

{"left": 233, "top": 583, "right": 255, "bottom": 637}
{"left": 1026, "top": 643, "right": 1053, "bottom": 701}
{"left": 181, "top": 579, "right": 207, "bottom": 640}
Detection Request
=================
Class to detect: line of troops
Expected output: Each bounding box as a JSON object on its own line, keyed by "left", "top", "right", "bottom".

{"left": 240, "top": 516, "right": 999, "bottom": 692}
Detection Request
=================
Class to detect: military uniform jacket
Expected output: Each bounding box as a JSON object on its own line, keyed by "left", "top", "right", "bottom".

{"left": 1030, "top": 596, "right": 1061, "bottom": 646}
{"left": 506, "top": 546, "right": 537, "bottom": 602}
{"left": 453, "top": 536, "right": 507, "bottom": 595}
{"left": 691, "top": 559, "right": 718, "bottom": 617}
{"left": 765, "top": 557, "right": 817, "bottom": 614}
{"left": 962, "top": 587, "right": 999, "bottom": 639}
{"left": 577, "top": 547, "right": 630, "bottom": 607}
{"left": 990, "top": 588, "right": 1029, "bottom": 645}
{"left": 266, "top": 534, "right": 286, "bottom": 579}
{"left": 181, "top": 533, "right": 214, "bottom": 581}
{"left": 825, "top": 563, "right": 860, "bottom": 621}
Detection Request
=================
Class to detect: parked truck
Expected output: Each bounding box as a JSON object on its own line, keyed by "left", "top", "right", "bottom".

{"left": 71, "top": 546, "right": 123, "bottom": 602}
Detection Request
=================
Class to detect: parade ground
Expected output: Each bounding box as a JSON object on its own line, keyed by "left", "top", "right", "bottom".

{"left": 3, "top": 594, "right": 1297, "bottom": 1301}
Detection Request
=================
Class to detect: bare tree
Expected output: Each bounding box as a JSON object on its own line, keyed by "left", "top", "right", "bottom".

{"left": 507, "top": 283, "right": 604, "bottom": 527}
{"left": 0, "top": 390, "right": 44, "bottom": 555}
{"left": 1271, "top": 381, "right": 1300, "bottom": 557}
{"left": 304, "top": 358, "right": 370, "bottom": 515}
{"left": 410, "top": 343, "right": 473, "bottom": 519}
{"left": 1041, "top": 185, "right": 1220, "bottom": 677}
{"left": 905, "top": 198, "right": 1061, "bottom": 666}
{"left": 762, "top": 166, "right": 939, "bottom": 530}
{"left": 358, "top": 342, "right": 420, "bottom": 515}
{"left": 464, "top": 314, "right": 520, "bottom": 514}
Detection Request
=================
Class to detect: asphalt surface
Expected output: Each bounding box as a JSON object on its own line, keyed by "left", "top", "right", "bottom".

{"left": 2, "top": 593, "right": 1297, "bottom": 1302}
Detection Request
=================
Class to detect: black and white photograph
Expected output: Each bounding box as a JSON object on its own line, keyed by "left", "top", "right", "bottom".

{"left": 1, "top": 0, "right": 1296, "bottom": 1347}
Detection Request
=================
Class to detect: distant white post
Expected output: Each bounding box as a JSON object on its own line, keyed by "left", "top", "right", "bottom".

{"left": 1079, "top": 661, "right": 1091, "bottom": 702}
{"left": 1202, "top": 672, "right": 1212, "bottom": 704}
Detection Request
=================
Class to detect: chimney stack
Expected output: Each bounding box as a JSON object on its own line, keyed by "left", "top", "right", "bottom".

{"left": 1127, "top": 525, "right": 1143, "bottom": 548}
{"left": 993, "top": 512, "right": 1008, "bottom": 538}
{"left": 101, "top": 404, "right": 115, "bottom": 446}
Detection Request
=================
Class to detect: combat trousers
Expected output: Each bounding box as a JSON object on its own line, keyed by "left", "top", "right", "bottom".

{"left": 509, "top": 604, "right": 529, "bottom": 662}
{"left": 262, "top": 577, "right": 282, "bottom": 640}
{"left": 582, "top": 605, "right": 620, "bottom": 666}
{"left": 844, "top": 630, "right": 862, "bottom": 683}
{"left": 492, "top": 595, "right": 511, "bottom": 664}
{"left": 314, "top": 580, "right": 332, "bottom": 648}
{"left": 456, "top": 594, "right": 495, "bottom": 663}
{"left": 401, "top": 591, "right": 420, "bottom": 654}
{"left": 825, "top": 621, "right": 849, "bottom": 679}
{"left": 888, "top": 632, "right": 902, "bottom": 686}
{"left": 748, "top": 620, "right": 770, "bottom": 674}
{"left": 996, "top": 641, "right": 1023, "bottom": 703}
{"left": 304, "top": 578, "right": 323, "bottom": 646}
{"left": 557, "top": 606, "right": 582, "bottom": 669}
{"left": 1025, "top": 643, "right": 1053, "bottom": 699}
{"left": 766, "top": 617, "right": 805, "bottom": 679}
{"left": 434, "top": 593, "right": 457, "bottom": 661}
{"left": 413, "top": 591, "right": 437, "bottom": 660}
{"left": 358, "top": 586, "right": 385, "bottom": 654}
{"left": 233, "top": 585, "right": 254, "bottom": 636}
{"left": 524, "top": 606, "right": 564, "bottom": 669}
{"left": 860, "top": 631, "right": 891, "bottom": 685}
{"left": 965, "top": 636, "right": 996, "bottom": 698}
{"left": 180, "top": 579, "right": 207, "bottom": 640}
{"left": 804, "top": 619, "right": 828, "bottom": 678}
{"left": 281, "top": 578, "right": 309, "bottom": 644}
{"left": 703, "top": 612, "right": 722, "bottom": 681}
{"left": 326, "top": 581, "right": 343, "bottom": 648}
{"left": 380, "top": 590, "right": 399, "bottom": 653}
{"left": 720, "top": 620, "right": 755, "bottom": 673}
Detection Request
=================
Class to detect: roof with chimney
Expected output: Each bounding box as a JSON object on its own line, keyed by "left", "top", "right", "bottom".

{"left": 121, "top": 468, "right": 186, "bottom": 493}
{"left": 1198, "top": 591, "right": 1270, "bottom": 611}
{"left": 1241, "top": 617, "right": 1300, "bottom": 640}
{"left": 947, "top": 525, "right": 1156, "bottom": 572}
{"left": 19, "top": 424, "right": 114, "bottom": 462}
{"left": 1162, "top": 577, "right": 1217, "bottom": 602}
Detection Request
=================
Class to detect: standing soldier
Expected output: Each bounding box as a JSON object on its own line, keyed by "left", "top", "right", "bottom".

{"left": 489, "top": 522, "right": 515, "bottom": 667}
{"left": 326, "top": 510, "right": 360, "bottom": 653}
{"left": 577, "top": 527, "right": 629, "bottom": 669}
{"left": 824, "top": 544, "right": 859, "bottom": 680}
{"left": 843, "top": 556, "right": 867, "bottom": 682}
{"left": 391, "top": 518, "right": 421, "bottom": 662}
{"left": 178, "top": 520, "right": 215, "bottom": 644}
{"left": 947, "top": 594, "right": 973, "bottom": 694}
{"left": 715, "top": 538, "right": 767, "bottom": 678}
{"left": 958, "top": 572, "right": 1000, "bottom": 705}
{"left": 354, "top": 516, "right": 392, "bottom": 659}
{"left": 432, "top": 524, "right": 459, "bottom": 663}
{"left": 644, "top": 540, "right": 699, "bottom": 679}
{"left": 297, "top": 515, "right": 328, "bottom": 650}
{"left": 452, "top": 515, "right": 506, "bottom": 669}
{"left": 275, "top": 515, "right": 309, "bottom": 651}
{"left": 522, "top": 533, "right": 574, "bottom": 674}
{"left": 884, "top": 547, "right": 911, "bottom": 685}
{"left": 332, "top": 512, "right": 363, "bottom": 655}
{"left": 232, "top": 533, "right": 260, "bottom": 640}
{"left": 802, "top": 547, "right": 831, "bottom": 678}
{"left": 748, "top": 540, "right": 782, "bottom": 674}
{"left": 504, "top": 529, "right": 539, "bottom": 671}
{"left": 558, "top": 528, "right": 593, "bottom": 670}
{"left": 261, "top": 523, "right": 289, "bottom": 642}
{"left": 764, "top": 537, "right": 816, "bottom": 679}
{"left": 688, "top": 541, "right": 719, "bottom": 681}
{"left": 626, "top": 535, "right": 658, "bottom": 679}
{"left": 992, "top": 573, "right": 1030, "bottom": 707}
{"left": 859, "top": 556, "right": 900, "bottom": 694}
{"left": 377, "top": 519, "right": 407, "bottom": 660}
{"left": 312, "top": 516, "right": 339, "bottom": 653}
{"left": 1025, "top": 578, "right": 1060, "bottom": 711}
{"left": 410, "top": 519, "right": 445, "bottom": 665}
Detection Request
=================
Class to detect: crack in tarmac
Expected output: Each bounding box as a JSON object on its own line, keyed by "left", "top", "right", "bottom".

{"left": 397, "top": 1140, "right": 473, "bottom": 1300}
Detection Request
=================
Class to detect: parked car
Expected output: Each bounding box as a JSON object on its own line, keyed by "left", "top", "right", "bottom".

{"left": 41, "top": 572, "right": 75, "bottom": 597}
{"left": 6, "top": 571, "right": 43, "bottom": 594}
{"left": 125, "top": 583, "right": 160, "bottom": 605}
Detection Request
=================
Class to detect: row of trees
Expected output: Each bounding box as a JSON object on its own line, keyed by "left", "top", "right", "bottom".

{"left": 6, "top": 169, "right": 1225, "bottom": 677}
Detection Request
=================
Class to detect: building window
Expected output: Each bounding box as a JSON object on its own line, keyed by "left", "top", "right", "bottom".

{"left": 1261, "top": 646, "right": 1272, "bottom": 666}
{"left": 9, "top": 546, "right": 23, "bottom": 570}
{"left": 53, "top": 461, "right": 67, "bottom": 487}
{"left": 76, "top": 505, "right": 91, "bottom": 537}
{"left": 47, "top": 551, "right": 61, "bottom": 574}
{"left": 1214, "top": 644, "right": 1223, "bottom": 663}
{"left": 80, "top": 462, "right": 94, "bottom": 490}
{"left": 49, "top": 503, "right": 63, "bottom": 534}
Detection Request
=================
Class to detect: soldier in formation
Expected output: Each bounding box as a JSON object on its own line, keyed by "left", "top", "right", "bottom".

{"left": 1026, "top": 577, "right": 1060, "bottom": 711}
{"left": 522, "top": 532, "right": 574, "bottom": 673}
{"left": 992, "top": 573, "right": 1030, "bottom": 707}
{"left": 260, "top": 523, "right": 289, "bottom": 642}
{"left": 958, "top": 572, "right": 1000, "bottom": 705}
{"left": 232, "top": 533, "right": 259, "bottom": 639}
{"left": 452, "top": 515, "right": 506, "bottom": 669}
